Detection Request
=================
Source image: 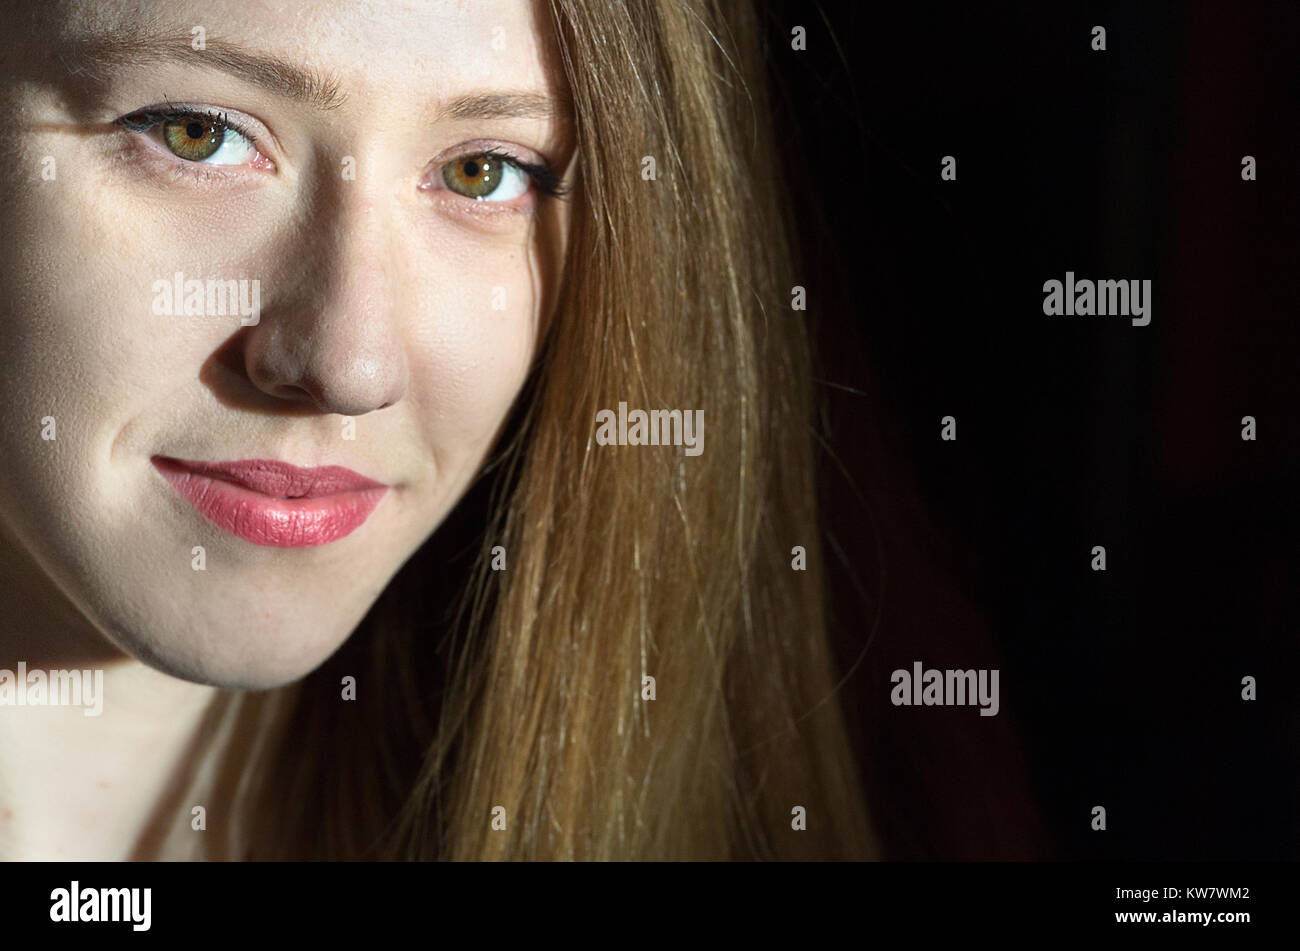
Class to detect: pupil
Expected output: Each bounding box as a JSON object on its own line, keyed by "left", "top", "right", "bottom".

{"left": 464, "top": 159, "right": 481, "bottom": 178}
{"left": 186, "top": 121, "right": 205, "bottom": 140}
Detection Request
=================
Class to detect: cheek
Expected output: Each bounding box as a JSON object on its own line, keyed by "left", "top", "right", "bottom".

{"left": 404, "top": 238, "right": 542, "bottom": 463}
{"left": 0, "top": 166, "right": 264, "bottom": 437}
{"left": 0, "top": 186, "right": 170, "bottom": 493}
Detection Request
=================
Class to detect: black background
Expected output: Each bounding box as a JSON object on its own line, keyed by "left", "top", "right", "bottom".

{"left": 762, "top": 0, "right": 1300, "bottom": 859}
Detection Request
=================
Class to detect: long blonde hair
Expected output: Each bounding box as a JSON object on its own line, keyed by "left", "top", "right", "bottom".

{"left": 181, "top": 0, "right": 876, "bottom": 862}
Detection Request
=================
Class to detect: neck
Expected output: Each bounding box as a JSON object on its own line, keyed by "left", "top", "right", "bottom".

{"left": 0, "top": 541, "right": 219, "bottom": 860}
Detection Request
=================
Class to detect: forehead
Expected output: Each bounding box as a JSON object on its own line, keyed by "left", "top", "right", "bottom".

{"left": 49, "top": 0, "right": 561, "bottom": 101}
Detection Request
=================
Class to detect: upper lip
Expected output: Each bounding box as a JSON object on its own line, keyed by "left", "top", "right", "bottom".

{"left": 152, "top": 456, "right": 386, "bottom": 499}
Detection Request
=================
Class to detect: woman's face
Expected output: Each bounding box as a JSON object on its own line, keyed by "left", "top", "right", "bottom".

{"left": 0, "top": 0, "right": 572, "bottom": 687}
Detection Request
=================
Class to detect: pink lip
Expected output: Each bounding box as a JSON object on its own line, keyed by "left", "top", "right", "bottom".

{"left": 152, "top": 456, "right": 388, "bottom": 547}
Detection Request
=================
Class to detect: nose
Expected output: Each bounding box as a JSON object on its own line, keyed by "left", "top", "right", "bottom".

{"left": 241, "top": 198, "right": 409, "bottom": 416}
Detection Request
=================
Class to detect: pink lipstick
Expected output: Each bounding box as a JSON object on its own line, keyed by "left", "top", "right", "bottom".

{"left": 152, "top": 456, "right": 388, "bottom": 547}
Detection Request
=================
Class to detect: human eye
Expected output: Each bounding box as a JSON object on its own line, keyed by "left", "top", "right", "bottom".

{"left": 432, "top": 146, "right": 565, "bottom": 204}
{"left": 114, "top": 105, "right": 274, "bottom": 170}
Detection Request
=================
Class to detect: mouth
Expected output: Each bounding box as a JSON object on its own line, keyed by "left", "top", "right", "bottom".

{"left": 151, "top": 456, "right": 389, "bottom": 547}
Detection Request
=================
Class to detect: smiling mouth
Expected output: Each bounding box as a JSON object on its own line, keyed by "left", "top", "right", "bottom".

{"left": 151, "top": 456, "right": 389, "bottom": 547}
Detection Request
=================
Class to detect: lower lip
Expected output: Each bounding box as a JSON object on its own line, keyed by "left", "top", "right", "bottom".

{"left": 152, "top": 458, "right": 388, "bottom": 547}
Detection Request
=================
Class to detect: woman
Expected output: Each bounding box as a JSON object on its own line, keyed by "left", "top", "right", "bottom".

{"left": 0, "top": 0, "right": 875, "bottom": 860}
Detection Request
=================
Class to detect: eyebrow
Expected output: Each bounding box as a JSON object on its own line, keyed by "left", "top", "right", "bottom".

{"left": 63, "top": 26, "right": 571, "bottom": 121}
{"left": 438, "top": 92, "right": 570, "bottom": 122}
{"left": 65, "top": 27, "right": 348, "bottom": 110}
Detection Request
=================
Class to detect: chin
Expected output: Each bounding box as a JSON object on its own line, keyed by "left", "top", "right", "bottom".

{"left": 88, "top": 590, "right": 373, "bottom": 690}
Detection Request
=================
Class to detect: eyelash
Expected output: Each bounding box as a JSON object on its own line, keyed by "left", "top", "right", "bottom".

{"left": 469, "top": 146, "right": 567, "bottom": 200}
{"left": 117, "top": 105, "right": 252, "bottom": 137}
{"left": 114, "top": 106, "right": 566, "bottom": 200}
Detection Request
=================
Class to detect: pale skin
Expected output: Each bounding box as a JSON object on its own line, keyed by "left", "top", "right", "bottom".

{"left": 0, "top": 0, "right": 573, "bottom": 859}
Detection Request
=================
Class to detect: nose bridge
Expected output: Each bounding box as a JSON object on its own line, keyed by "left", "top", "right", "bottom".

{"left": 244, "top": 178, "right": 409, "bottom": 416}
{"left": 334, "top": 185, "right": 393, "bottom": 292}
{"left": 330, "top": 197, "right": 394, "bottom": 337}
